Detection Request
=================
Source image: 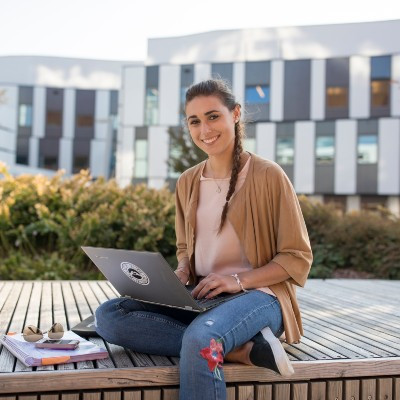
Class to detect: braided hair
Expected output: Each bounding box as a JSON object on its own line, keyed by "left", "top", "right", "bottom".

{"left": 185, "top": 78, "right": 246, "bottom": 234}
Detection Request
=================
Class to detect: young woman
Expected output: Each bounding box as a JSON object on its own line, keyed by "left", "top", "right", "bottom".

{"left": 95, "top": 79, "right": 313, "bottom": 400}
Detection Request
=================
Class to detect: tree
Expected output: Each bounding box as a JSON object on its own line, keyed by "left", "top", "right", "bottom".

{"left": 167, "top": 126, "right": 207, "bottom": 174}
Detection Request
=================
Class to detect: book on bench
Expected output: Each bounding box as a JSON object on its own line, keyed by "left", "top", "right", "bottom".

{"left": 0, "top": 330, "right": 109, "bottom": 367}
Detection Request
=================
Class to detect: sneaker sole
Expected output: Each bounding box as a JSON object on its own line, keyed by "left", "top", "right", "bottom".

{"left": 260, "top": 327, "right": 294, "bottom": 377}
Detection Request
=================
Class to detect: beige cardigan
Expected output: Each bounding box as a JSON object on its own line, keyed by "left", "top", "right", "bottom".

{"left": 175, "top": 152, "right": 313, "bottom": 344}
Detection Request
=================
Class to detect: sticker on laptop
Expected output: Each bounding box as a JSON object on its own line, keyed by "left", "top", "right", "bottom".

{"left": 121, "top": 262, "right": 150, "bottom": 285}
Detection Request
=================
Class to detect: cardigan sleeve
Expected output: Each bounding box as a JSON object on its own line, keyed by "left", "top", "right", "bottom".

{"left": 268, "top": 164, "right": 313, "bottom": 287}
{"left": 175, "top": 174, "right": 189, "bottom": 263}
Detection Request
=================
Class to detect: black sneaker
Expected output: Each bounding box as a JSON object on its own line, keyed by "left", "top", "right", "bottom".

{"left": 249, "top": 327, "right": 294, "bottom": 377}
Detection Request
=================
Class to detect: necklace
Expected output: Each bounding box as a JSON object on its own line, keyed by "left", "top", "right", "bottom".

{"left": 207, "top": 159, "right": 231, "bottom": 193}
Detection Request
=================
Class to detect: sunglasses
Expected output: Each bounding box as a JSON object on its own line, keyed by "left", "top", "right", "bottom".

{"left": 22, "top": 323, "right": 64, "bottom": 342}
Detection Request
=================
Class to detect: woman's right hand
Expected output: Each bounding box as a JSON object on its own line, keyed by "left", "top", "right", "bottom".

{"left": 175, "top": 269, "right": 190, "bottom": 284}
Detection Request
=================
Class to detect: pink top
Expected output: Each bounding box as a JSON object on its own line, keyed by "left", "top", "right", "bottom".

{"left": 195, "top": 155, "right": 276, "bottom": 297}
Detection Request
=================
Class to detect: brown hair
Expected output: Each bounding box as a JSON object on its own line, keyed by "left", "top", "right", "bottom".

{"left": 184, "top": 78, "right": 246, "bottom": 234}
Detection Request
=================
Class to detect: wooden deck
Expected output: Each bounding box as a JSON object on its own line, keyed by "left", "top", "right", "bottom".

{"left": 0, "top": 279, "right": 399, "bottom": 399}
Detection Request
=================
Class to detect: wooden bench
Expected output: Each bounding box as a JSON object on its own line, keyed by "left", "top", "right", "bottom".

{"left": 0, "top": 279, "right": 399, "bottom": 399}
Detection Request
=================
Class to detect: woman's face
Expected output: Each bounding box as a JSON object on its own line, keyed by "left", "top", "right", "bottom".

{"left": 185, "top": 95, "right": 240, "bottom": 158}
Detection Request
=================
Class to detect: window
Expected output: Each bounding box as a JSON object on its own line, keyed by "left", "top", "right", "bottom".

{"left": 276, "top": 137, "right": 294, "bottom": 165}
{"left": 76, "top": 115, "right": 94, "bottom": 127}
{"left": 370, "top": 56, "right": 391, "bottom": 108}
{"left": 73, "top": 156, "right": 89, "bottom": 173}
{"left": 326, "top": 87, "right": 348, "bottom": 108}
{"left": 18, "top": 104, "right": 32, "bottom": 127}
{"left": 245, "top": 85, "right": 270, "bottom": 104}
{"left": 47, "top": 110, "right": 62, "bottom": 126}
{"left": 169, "top": 145, "right": 182, "bottom": 179}
{"left": 144, "top": 88, "right": 159, "bottom": 125}
{"left": 135, "top": 139, "right": 148, "bottom": 178}
{"left": 357, "top": 135, "right": 377, "bottom": 164}
{"left": 42, "top": 156, "right": 58, "bottom": 170}
{"left": 316, "top": 136, "right": 335, "bottom": 164}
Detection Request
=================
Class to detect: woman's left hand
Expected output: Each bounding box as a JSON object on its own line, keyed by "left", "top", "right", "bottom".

{"left": 191, "top": 273, "right": 241, "bottom": 299}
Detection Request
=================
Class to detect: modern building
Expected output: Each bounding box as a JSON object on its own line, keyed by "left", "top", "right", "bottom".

{"left": 1, "top": 21, "right": 400, "bottom": 215}
{"left": 0, "top": 55, "right": 140, "bottom": 178}
{"left": 117, "top": 20, "right": 400, "bottom": 215}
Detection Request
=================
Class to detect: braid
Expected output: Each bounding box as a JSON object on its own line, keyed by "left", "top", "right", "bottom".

{"left": 217, "top": 122, "right": 244, "bottom": 234}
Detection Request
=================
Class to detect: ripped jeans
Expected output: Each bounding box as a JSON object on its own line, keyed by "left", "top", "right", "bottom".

{"left": 94, "top": 290, "right": 284, "bottom": 400}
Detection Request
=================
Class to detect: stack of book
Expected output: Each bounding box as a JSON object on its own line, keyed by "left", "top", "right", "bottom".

{"left": 0, "top": 330, "right": 109, "bottom": 367}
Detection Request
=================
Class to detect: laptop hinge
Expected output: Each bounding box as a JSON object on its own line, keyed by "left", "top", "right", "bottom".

{"left": 184, "top": 306, "right": 194, "bottom": 311}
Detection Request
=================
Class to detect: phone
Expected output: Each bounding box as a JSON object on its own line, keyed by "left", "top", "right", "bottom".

{"left": 34, "top": 339, "right": 80, "bottom": 350}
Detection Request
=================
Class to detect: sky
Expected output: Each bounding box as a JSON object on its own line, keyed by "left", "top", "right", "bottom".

{"left": 1, "top": 0, "right": 400, "bottom": 61}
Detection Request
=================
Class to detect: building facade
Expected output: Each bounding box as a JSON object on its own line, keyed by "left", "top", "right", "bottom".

{"left": 0, "top": 56, "right": 140, "bottom": 178}
{"left": 117, "top": 20, "right": 400, "bottom": 215}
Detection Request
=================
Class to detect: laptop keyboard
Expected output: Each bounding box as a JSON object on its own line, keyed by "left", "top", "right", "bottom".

{"left": 185, "top": 286, "right": 226, "bottom": 308}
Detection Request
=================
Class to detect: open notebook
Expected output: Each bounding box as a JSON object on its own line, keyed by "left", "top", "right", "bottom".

{"left": 0, "top": 330, "right": 108, "bottom": 367}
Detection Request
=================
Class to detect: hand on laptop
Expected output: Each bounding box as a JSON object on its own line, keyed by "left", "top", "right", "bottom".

{"left": 175, "top": 269, "right": 190, "bottom": 284}
{"left": 191, "top": 273, "right": 241, "bottom": 299}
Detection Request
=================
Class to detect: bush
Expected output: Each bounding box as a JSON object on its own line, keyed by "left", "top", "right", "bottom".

{"left": 0, "top": 163, "right": 176, "bottom": 280}
{"left": 1, "top": 163, "right": 399, "bottom": 280}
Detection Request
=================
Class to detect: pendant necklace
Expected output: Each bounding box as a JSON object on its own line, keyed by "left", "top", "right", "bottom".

{"left": 208, "top": 159, "right": 231, "bottom": 193}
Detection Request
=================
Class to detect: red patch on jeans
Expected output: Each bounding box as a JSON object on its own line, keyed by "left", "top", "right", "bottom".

{"left": 200, "top": 338, "right": 224, "bottom": 380}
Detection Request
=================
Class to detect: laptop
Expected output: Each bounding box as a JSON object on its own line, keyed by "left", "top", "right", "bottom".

{"left": 81, "top": 246, "right": 247, "bottom": 312}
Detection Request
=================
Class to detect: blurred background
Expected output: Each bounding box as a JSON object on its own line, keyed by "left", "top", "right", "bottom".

{"left": 1, "top": 0, "right": 400, "bottom": 280}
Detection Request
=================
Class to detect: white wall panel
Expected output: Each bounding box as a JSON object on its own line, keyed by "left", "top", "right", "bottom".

{"left": 233, "top": 62, "right": 245, "bottom": 106}
{"left": 294, "top": 121, "right": 315, "bottom": 193}
{"left": 62, "top": 88, "right": 75, "bottom": 139}
{"left": 122, "top": 66, "right": 145, "bottom": 126}
{"left": 335, "top": 120, "right": 357, "bottom": 193}
{"left": 270, "top": 61, "right": 284, "bottom": 121}
{"left": 0, "top": 85, "right": 18, "bottom": 158}
{"left": 194, "top": 63, "right": 211, "bottom": 84}
{"left": 311, "top": 59, "right": 325, "bottom": 120}
{"left": 29, "top": 137, "right": 39, "bottom": 167}
{"left": 378, "top": 118, "right": 400, "bottom": 194}
{"left": 256, "top": 123, "right": 275, "bottom": 160}
{"left": 58, "top": 138, "right": 73, "bottom": 174}
{"left": 159, "top": 65, "right": 180, "bottom": 126}
{"left": 116, "top": 126, "right": 135, "bottom": 187}
{"left": 90, "top": 140, "right": 108, "bottom": 177}
{"left": 391, "top": 55, "right": 400, "bottom": 117}
{"left": 148, "top": 126, "right": 169, "bottom": 189}
{"left": 349, "top": 56, "right": 370, "bottom": 118}
{"left": 0, "top": 151, "right": 14, "bottom": 167}
{"left": 94, "top": 90, "right": 110, "bottom": 140}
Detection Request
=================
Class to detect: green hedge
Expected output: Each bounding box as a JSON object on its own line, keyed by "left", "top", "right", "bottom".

{"left": 0, "top": 163, "right": 399, "bottom": 280}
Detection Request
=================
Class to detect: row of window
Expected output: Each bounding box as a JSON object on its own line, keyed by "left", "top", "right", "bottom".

{"left": 143, "top": 55, "right": 394, "bottom": 125}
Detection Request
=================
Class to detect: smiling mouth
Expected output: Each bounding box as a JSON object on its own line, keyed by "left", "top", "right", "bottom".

{"left": 202, "top": 135, "right": 220, "bottom": 144}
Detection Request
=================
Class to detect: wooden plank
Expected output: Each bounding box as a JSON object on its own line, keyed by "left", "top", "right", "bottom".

{"left": 1, "top": 358, "right": 400, "bottom": 393}
{"left": 0, "top": 283, "right": 22, "bottom": 335}
{"left": 237, "top": 384, "right": 254, "bottom": 400}
{"left": 299, "top": 336, "right": 347, "bottom": 359}
{"left": 0, "top": 282, "right": 31, "bottom": 372}
{"left": 377, "top": 378, "right": 392, "bottom": 400}
{"left": 52, "top": 281, "right": 75, "bottom": 372}
{"left": 310, "top": 382, "right": 326, "bottom": 400}
{"left": 344, "top": 380, "right": 360, "bottom": 400}
{"left": 226, "top": 386, "right": 236, "bottom": 400}
{"left": 274, "top": 383, "right": 290, "bottom": 400}
{"left": 394, "top": 378, "right": 400, "bottom": 400}
{"left": 285, "top": 341, "right": 332, "bottom": 360}
{"left": 103, "top": 391, "right": 122, "bottom": 400}
{"left": 82, "top": 393, "right": 101, "bottom": 400}
{"left": 292, "top": 382, "right": 308, "bottom": 400}
{"left": 18, "top": 396, "right": 38, "bottom": 400}
{"left": 61, "top": 281, "right": 95, "bottom": 370}
{"left": 14, "top": 282, "right": 42, "bottom": 372}
{"left": 327, "top": 381, "right": 342, "bottom": 400}
{"left": 361, "top": 379, "right": 376, "bottom": 400}
{"left": 123, "top": 391, "right": 142, "bottom": 400}
{"left": 255, "top": 384, "right": 272, "bottom": 400}
{"left": 61, "top": 394, "right": 80, "bottom": 400}
{"left": 301, "top": 304, "right": 400, "bottom": 355}
{"left": 0, "top": 397, "right": 17, "bottom": 400}
{"left": 36, "top": 281, "right": 55, "bottom": 371}
{"left": 143, "top": 389, "right": 161, "bottom": 400}
{"left": 301, "top": 285, "right": 400, "bottom": 333}
{"left": 40, "top": 395, "right": 59, "bottom": 400}
{"left": 162, "top": 388, "right": 179, "bottom": 400}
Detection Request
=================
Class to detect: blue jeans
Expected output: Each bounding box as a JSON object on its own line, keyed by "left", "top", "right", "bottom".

{"left": 95, "top": 290, "right": 284, "bottom": 400}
